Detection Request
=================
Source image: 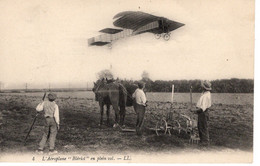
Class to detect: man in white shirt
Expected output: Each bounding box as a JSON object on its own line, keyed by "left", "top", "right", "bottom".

{"left": 191, "top": 80, "right": 212, "bottom": 146}
{"left": 36, "top": 93, "right": 59, "bottom": 154}
{"left": 132, "top": 82, "right": 147, "bottom": 135}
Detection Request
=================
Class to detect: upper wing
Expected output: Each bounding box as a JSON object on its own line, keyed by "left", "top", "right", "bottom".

{"left": 113, "top": 11, "right": 159, "bottom": 30}
{"left": 113, "top": 11, "right": 184, "bottom": 34}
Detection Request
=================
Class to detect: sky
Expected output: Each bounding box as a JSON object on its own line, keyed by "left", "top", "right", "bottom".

{"left": 0, "top": 0, "right": 255, "bottom": 89}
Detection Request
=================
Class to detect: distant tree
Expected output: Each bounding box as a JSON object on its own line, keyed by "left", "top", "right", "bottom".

{"left": 97, "top": 69, "right": 114, "bottom": 80}
{"left": 149, "top": 78, "right": 253, "bottom": 93}
{"left": 141, "top": 71, "right": 153, "bottom": 92}
{"left": 94, "top": 71, "right": 254, "bottom": 93}
{"left": 141, "top": 71, "right": 150, "bottom": 81}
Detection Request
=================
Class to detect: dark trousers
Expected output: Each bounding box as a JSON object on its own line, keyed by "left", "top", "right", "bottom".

{"left": 197, "top": 109, "right": 209, "bottom": 145}
{"left": 133, "top": 101, "right": 146, "bottom": 135}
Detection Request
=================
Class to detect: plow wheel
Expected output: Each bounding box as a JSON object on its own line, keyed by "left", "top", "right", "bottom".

{"left": 169, "top": 120, "right": 181, "bottom": 134}
{"left": 155, "top": 119, "right": 168, "bottom": 136}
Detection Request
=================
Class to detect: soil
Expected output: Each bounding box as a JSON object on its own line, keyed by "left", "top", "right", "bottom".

{"left": 0, "top": 94, "right": 253, "bottom": 155}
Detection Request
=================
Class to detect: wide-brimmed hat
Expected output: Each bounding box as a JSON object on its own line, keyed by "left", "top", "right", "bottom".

{"left": 48, "top": 92, "right": 57, "bottom": 101}
{"left": 201, "top": 80, "right": 212, "bottom": 91}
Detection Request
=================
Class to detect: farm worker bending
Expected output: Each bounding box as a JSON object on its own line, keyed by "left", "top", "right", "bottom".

{"left": 36, "top": 92, "right": 60, "bottom": 154}
{"left": 191, "top": 80, "right": 212, "bottom": 146}
{"left": 132, "top": 82, "right": 147, "bottom": 135}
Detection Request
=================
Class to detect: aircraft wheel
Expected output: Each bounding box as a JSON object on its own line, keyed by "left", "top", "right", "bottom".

{"left": 155, "top": 34, "right": 161, "bottom": 39}
{"left": 163, "top": 33, "right": 170, "bottom": 41}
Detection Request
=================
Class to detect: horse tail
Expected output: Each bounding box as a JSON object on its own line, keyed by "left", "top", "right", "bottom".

{"left": 118, "top": 83, "right": 127, "bottom": 107}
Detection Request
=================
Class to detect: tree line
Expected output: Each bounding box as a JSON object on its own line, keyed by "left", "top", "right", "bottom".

{"left": 135, "top": 78, "right": 254, "bottom": 93}
{"left": 98, "top": 70, "right": 254, "bottom": 93}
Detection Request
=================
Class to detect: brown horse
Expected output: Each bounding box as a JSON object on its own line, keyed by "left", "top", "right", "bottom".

{"left": 93, "top": 78, "right": 129, "bottom": 127}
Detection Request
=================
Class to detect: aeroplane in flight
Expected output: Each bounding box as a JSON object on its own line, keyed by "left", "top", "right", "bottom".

{"left": 88, "top": 11, "right": 184, "bottom": 48}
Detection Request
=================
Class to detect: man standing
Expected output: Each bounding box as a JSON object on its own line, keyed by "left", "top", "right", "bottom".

{"left": 36, "top": 92, "right": 59, "bottom": 154}
{"left": 132, "top": 82, "right": 147, "bottom": 135}
{"left": 191, "top": 80, "right": 212, "bottom": 146}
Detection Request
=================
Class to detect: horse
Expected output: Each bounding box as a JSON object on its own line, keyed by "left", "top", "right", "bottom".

{"left": 93, "top": 78, "right": 129, "bottom": 127}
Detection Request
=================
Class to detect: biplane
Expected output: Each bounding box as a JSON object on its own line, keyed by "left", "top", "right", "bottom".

{"left": 88, "top": 11, "right": 184, "bottom": 48}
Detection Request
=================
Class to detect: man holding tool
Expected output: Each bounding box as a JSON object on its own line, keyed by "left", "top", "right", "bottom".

{"left": 36, "top": 92, "right": 60, "bottom": 154}
{"left": 190, "top": 80, "right": 212, "bottom": 146}
{"left": 24, "top": 92, "right": 46, "bottom": 145}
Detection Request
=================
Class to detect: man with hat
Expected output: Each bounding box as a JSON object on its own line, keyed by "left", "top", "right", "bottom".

{"left": 191, "top": 80, "right": 212, "bottom": 146}
{"left": 35, "top": 92, "right": 60, "bottom": 154}
{"left": 132, "top": 82, "right": 147, "bottom": 135}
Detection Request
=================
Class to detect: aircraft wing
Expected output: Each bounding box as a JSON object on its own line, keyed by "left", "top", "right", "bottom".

{"left": 166, "top": 19, "right": 185, "bottom": 32}
{"left": 88, "top": 36, "right": 111, "bottom": 46}
{"left": 113, "top": 11, "right": 159, "bottom": 30}
{"left": 88, "top": 40, "right": 110, "bottom": 46}
{"left": 99, "top": 28, "right": 123, "bottom": 34}
{"left": 113, "top": 11, "right": 184, "bottom": 34}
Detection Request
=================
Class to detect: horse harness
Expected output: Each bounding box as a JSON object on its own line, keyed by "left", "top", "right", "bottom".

{"left": 94, "top": 80, "right": 134, "bottom": 100}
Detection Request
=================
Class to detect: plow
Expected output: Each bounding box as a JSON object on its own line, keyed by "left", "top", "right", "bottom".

{"left": 148, "top": 86, "right": 200, "bottom": 144}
